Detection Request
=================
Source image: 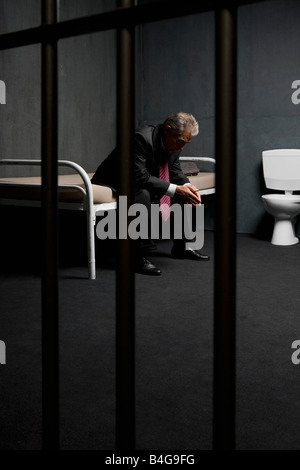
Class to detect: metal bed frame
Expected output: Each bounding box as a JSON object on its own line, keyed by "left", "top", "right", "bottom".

{"left": 0, "top": 156, "right": 215, "bottom": 280}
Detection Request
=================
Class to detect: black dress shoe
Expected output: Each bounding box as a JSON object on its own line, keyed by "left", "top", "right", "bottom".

{"left": 135, "top": 257, "right": 162, "bottom": 276}
{"left": 171, "top": 246, "right": 210, "bottom": 261}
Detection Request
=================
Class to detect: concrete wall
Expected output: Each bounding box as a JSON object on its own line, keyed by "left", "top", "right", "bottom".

{"left": 58, "top": 0, "right": 117, "bottom": 173}
{"left": 0, "top": 0, "right": 41, "bottom": 176}
{"left": 135, "top": 8, "right": 216, "bottom": 230}
{"left": 0, "top": 0, "right": 116, "bottom": 177}
{"left": 1, "top": 0, "right": 300, "bottom": 235}
{"left": 237, "top": 0, "right": 300, "bottom": 235}
{"left": 138, "top": 0, "right": 300, "bottom": 235}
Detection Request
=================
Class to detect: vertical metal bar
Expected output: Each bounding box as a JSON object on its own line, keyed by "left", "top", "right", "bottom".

{"left": 115, "top": 0, "right": 136, "bottom": 450}
{"left": 213, "top": 4, "right": 237, "bottom": 450}
{"left": 41, "top": 0, "right": 59, "bottom": 450}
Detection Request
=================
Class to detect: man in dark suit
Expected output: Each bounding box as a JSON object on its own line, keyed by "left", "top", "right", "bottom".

{"left": 92, "top": 112, "right": 209, "bottom": 275}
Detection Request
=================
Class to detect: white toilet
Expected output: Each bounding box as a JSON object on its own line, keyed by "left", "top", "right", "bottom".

{"left": 261, "top": 149, "right": 300, "bottom": 245}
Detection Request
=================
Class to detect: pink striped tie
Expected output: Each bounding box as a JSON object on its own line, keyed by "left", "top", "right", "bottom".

{"left": 159, "top": 160, "right": 171, "bottom": 221}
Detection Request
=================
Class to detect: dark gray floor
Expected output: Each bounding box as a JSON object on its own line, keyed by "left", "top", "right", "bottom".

{"left": 1, "top": 228, "right": 300, "bottom": 450}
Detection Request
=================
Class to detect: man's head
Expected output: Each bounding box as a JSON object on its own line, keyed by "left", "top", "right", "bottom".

{"left": 162, "top": 112, "right": 199, "bottom": 152}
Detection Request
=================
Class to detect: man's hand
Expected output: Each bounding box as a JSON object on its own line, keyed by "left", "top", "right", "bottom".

{"left": 175, "top": 184, "right": 201, "bottom": 206}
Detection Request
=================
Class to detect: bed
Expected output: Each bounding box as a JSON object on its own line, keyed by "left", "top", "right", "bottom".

{"left": 0, "top": 157, "right": 215, "bottom": 279}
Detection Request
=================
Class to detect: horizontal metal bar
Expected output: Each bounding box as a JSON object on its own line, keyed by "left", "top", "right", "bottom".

{"left": 0, "top": 0, "right": 273, "bottom": 51}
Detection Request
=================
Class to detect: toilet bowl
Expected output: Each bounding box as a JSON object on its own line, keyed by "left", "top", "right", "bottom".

{"left": 261, "top": 193, "right": 300, "bottom": 245}
{"left": 261, "top": 149, "right": 300, "bottom": 246}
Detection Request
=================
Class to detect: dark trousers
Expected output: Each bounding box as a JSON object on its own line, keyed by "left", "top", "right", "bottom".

{"left": 135, "top": 188, "right": 193, "bottom": 256}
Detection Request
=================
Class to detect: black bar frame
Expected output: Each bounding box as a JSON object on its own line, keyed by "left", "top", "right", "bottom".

{"left": 0, "top": 0, "right": 273, "bottom": 52}
{"left": 116, "top": 0, "right": 136, "bottom": 450}
{"left": 41, "top": 0, "right": 59, "bottom": 450}
{"left": 0, "top": 0, "right": 273, "bottom": 451}
{"left": 214, "top": 5, "right": 237, "bottom": 450}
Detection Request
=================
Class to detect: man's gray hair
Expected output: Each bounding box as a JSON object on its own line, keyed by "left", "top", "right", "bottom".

{"left": 163, "top": 112, "right": 199, "bottom": 137}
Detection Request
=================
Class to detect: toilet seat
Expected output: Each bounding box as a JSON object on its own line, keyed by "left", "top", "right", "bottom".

{"left": 262, "top": 193, "right": 300, "bottom": 201}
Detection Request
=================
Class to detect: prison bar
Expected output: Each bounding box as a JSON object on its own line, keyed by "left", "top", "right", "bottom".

{"left": 115, "top": 0, "right": 136, "bottom": 450}
{"left": 41, "top": 0, "right": 59, "bottom": 450}
{"left": 214, "top": 5, "right": 237, "bottom": 449}
{"left": 0, "top": 0, "right": 271, "bottom": 451}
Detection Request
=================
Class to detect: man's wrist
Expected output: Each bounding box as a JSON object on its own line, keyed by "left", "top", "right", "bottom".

{"left": 166, "top": 183, "right": 177, "bottom": 197}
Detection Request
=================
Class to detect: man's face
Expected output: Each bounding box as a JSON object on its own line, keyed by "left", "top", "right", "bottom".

{"left": 163, "top": 124, "right": 192, "bottom": 152}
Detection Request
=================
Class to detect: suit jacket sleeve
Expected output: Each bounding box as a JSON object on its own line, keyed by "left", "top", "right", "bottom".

{"left": 169, "top": 157, "right": 190, "bottom": 186}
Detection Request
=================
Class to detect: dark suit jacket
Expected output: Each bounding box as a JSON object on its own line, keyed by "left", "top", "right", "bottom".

{"left": 91, "top": 124, "right": 189, "bottom": 197}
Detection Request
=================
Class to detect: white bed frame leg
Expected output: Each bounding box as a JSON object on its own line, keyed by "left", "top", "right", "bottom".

{"left": 0, "top": 159, "right": 120, "bottom": 280}
{"left": 87, "top": 210, "right": 96, "bottom": 280}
